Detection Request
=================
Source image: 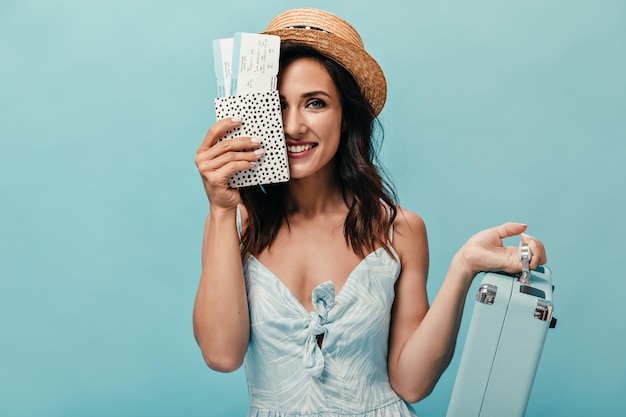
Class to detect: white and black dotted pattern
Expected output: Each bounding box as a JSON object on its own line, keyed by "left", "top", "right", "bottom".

{"left": 215, "top": 90, "right": 290, "bottom": 188}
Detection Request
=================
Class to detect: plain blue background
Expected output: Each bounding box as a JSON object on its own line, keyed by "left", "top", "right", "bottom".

{"left": 1, "top": 0, "right": 625, "bottom": 416}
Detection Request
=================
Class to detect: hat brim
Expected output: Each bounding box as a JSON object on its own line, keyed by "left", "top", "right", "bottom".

{"left": 262, "top": 28, "right": 387, "bottom": 116}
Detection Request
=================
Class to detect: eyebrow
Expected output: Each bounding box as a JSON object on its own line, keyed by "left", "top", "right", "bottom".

{"left": 280, "top": 91, "right": 333, "bottom": 100}
{"left": 302, "top": 91, "right": 332, "bottom": 99}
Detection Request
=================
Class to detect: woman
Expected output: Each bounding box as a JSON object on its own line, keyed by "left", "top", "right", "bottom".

{"left": 193, "top": 8, "right": 547, "bottom": 416}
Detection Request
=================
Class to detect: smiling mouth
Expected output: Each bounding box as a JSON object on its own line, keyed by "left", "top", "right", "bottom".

{"left": 287, "top": 143, "right": 317, "bottom": 154}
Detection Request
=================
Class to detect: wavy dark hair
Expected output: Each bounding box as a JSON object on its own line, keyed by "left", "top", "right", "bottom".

{"left": 239, "top": 42, "right": 397, "bottom": 258}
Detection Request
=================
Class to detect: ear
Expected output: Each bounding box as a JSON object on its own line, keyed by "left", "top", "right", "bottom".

{"left": 341, "top": 118, "right": 348, "bottom": 132}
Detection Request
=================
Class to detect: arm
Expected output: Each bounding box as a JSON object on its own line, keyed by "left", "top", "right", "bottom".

{"left": 387, "top": 210, "right": 546, "bottom": 402}
{"left": 192, "top": 117, "right": 263, "bottom": 372}
{"left": 192, "top": 207, "right": 249, "bottom": 372}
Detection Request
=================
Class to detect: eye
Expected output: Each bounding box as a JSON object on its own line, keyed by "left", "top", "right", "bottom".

{"left": 280, "top": 100, "right": 288, "bottom": 111}
{"left": 306, "top": 99, "right": 326, "bottom": 110}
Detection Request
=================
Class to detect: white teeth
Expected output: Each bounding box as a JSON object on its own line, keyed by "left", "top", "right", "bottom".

{"left": 287, "top": 143, "right": 314, "bottom": 153}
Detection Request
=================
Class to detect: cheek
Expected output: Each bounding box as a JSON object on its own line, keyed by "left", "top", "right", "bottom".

{"left": 323, "top": 126, "right": 342, "bottom": 154}
{"left": 308, "top": 113, "right": 342, "bottom": 144}
{"left": 323, "top": 115, "right": 343, "bottom": 143}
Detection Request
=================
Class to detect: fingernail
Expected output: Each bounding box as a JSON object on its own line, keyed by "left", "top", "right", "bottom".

{"left": 253, "top": 148, "right": 265, "bottom": 156}
{"left": 250, "top": 136, "right": 262, "bottom": 143}
{"left": 231, "top": 116, "right": 242, "bottom": 123}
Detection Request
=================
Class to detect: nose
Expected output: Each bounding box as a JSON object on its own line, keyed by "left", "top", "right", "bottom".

{"left": 282, "top": 107, "right": 306, "bottom": 140}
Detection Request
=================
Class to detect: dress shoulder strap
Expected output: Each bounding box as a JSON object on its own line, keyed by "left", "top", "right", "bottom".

{"left": 236, "top": 205, "right": 243, "bottom": 241}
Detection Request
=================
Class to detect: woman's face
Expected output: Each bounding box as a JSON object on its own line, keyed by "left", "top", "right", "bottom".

{"left": 278, "top": 57, "right": 343, "bottom": 180}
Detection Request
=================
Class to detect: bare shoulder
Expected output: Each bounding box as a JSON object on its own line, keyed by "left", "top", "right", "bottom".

{"left": 393, "top": 206, "right": 426, "bottom": 232}
{"left": 392, "top": 206, "right": 428, "bottom": 259}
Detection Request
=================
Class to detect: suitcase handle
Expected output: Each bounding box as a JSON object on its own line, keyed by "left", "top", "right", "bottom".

{"left": 518, "top": 242, "right": 532, "bottom": 285}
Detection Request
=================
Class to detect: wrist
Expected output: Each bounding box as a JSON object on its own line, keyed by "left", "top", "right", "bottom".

{"left": 450, "top": 248, "right": 479, "bottom": 288}
{"left": 209, "top": 205, "right": 238, "bottom": 223}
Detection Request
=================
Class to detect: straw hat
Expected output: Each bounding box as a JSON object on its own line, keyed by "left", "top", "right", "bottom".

{"left": 263, "top": 8, "right": 387, "bottom": 116}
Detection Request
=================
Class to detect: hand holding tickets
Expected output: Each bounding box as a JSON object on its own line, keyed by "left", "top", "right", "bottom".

{"left": 212, "top": 33, "right": 289, "bottom": 188}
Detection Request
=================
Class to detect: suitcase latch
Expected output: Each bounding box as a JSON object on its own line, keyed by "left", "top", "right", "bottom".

{"left": 476, "top": 283, "right": 497, "bottom": 305}
{"left": 534, "top": 299, "right": 554, "bottom": 324}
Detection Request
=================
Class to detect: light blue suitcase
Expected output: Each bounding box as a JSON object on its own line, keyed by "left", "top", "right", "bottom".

{"left": 446, "top": 244, "right": 556, "bottom": 417}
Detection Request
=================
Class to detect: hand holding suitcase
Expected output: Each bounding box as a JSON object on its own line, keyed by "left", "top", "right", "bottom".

{"left": 446, "top": 242, "right": 556, "bottom": 417}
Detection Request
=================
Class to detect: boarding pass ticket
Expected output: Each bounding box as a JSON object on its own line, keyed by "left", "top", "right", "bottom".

{"left": 212, "top": 37, "right": 234, "bottom": 97}
{"left": 212, "top": 32, "right": 280, "bottom": 97}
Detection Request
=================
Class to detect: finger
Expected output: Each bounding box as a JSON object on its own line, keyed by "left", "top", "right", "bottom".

{"left": 197, "top": 116, "right": 243, "bottom": 153}
{"left": 195, "top": 136, "right": 263, "bottom": 169}
{"left": 521, "top": 233, "right": 548, "bottom": 268}
{"left": 521, "top": 233, "right": 548, "bottom": 267}
{"left": 535, "top": 240, "right": 547, "bottom": 265}
{"left": 213, "top": 135, "right": 263, "bottom": 157}
{"left": 197, "top": 146, "right": 264, "bottom": 174}
{"left": 203, "top": 160, "right": 259, "bottom": 189}
{"left": 491, "top": 222, "right": 528, "bottom": 240}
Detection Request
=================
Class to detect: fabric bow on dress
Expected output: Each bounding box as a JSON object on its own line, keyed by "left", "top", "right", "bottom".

{"left": 303, "top": 281, "right": 335, "bottom": 377}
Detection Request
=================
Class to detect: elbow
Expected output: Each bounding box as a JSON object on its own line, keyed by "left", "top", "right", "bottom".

{"left": 390, "top": 361, "right": 448, "bottom": 404}
{"left": 394, "top": 362, "right": 453, "bottom": 403}
{"left": 392, "top": 384, "right": 435, "bottom": 404}
{"left": 201, "top": 349, "right": 244, "bottom": 373}
{"left": 195, "top": 334, "right": 247, "bottom": 373}
{"left": 193, "top": 320, "right": 249, "bottom": 373}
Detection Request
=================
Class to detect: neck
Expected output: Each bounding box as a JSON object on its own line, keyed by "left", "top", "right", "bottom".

{"left": 287, "top": 171, "right": 348, "bottom": 218}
